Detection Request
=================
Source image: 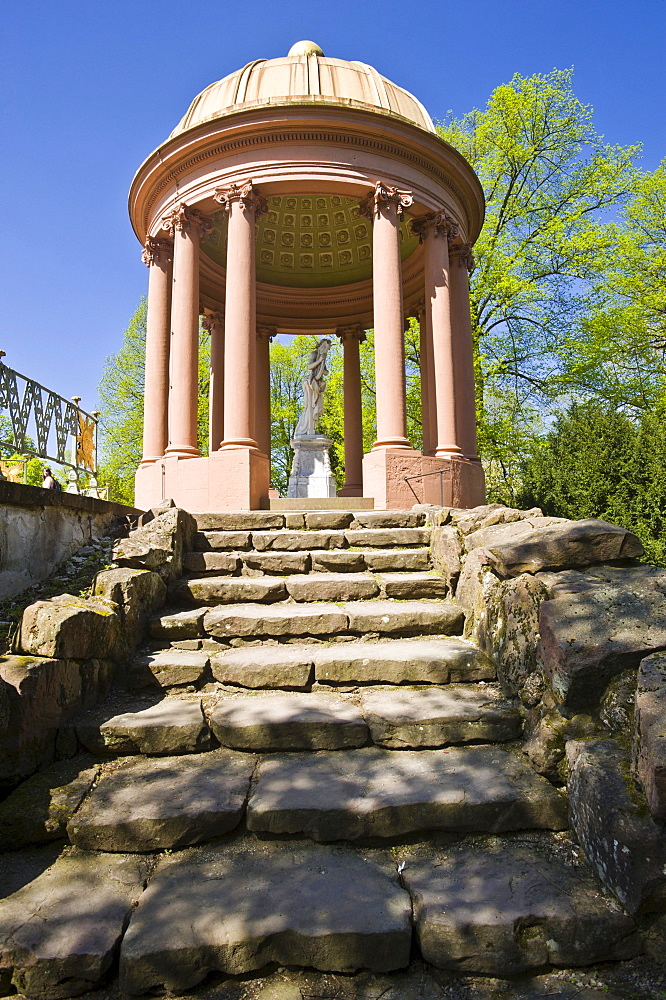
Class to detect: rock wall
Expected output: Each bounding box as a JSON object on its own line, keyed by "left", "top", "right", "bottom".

{"left": 0, "top": 481, "right": 141, "bottom": 600}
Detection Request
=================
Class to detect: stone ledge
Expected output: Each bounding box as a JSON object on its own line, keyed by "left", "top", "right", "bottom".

{"left": 0, "top": 479, "right": 142, "bottom": 516}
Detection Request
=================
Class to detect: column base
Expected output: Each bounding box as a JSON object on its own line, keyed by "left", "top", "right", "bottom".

{"left": 362, "top": 450, "right": 486, "bottom": 510}
{"left": 134, "top": 450, "right": 270, "bottom": 512}
{"left": 338, "top": 483, "right": 363, "bottom": 497}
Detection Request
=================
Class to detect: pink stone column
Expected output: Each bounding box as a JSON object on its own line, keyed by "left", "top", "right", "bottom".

{"left": 361, "top": 182, "right": 413, "bottom": 451}
{"left": 214, "top": 182, "right": 266, "bottom": 450}
{"left": 140, "top": 238, "right": 172, "bottom": 464}
{"left": 416, "top": 300, "right": 436, "bottom": 456}
{"left": 256, "top": 325, "right": 276, "bottom": 459}
{"left": 162, "top": 203, "right": 212, "bottom": 458}
{"left": 449, "top": 243, "right": 480, "bottom": 461}
{"left": 202, "top": 311, "right": 224, "bottom": 452}
{"left": 337, "top": 325, "right": 365, "bottom": 496}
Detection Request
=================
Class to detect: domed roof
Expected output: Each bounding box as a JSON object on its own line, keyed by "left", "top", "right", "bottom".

{"left": 171, "top": 42, "right": 436, "bottom": 137}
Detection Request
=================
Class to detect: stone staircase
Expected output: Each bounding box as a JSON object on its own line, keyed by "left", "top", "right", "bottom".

{"left": 0, "top": 508, "right": 645, "bottom": 998}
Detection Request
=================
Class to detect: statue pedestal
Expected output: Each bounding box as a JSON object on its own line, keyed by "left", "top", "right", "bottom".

{"left": 288, "top": 435, "right": 337, "bottom": 499}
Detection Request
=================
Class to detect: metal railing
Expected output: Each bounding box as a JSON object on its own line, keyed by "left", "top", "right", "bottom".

{"left": 404, "top": 466, "right": 451, "bottom": 506}
{"left": 0, "top": 352, "right": 102, "bottom": 497}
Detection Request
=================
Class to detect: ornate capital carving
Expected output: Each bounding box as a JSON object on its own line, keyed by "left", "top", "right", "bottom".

{"left": 142, "top": 237, "right": 173, "bottom": 267}
{"left": 448, "top": 242, "right": 475, "bottom": 273}
{"left": 213, "top": 182, "right": 268, "bottom": 218}
{"left": 201, "top": 311, "right": 224, "bottom": 334}
{"left": 336, "top": 324, "right": 366, "bottom": 344}
{"left": 410, "top": 211, "right": 459, "bottom": 243}
{"left": 257, "top": 325, "right": 277, "bottom": 341}
{"left": 162, "top": 202, "right": 213, "bottom": 237}
{"left": 358, "top": 181, "right": 413, "bottom": 221}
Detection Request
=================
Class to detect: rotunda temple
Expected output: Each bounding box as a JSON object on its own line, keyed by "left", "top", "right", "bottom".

{"left": 130, "top": 41, "right": 486, "bottom": 511}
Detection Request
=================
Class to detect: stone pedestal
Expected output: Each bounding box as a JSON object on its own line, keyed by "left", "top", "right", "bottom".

{"left": 134, "top": 450, "right": 270, "bottom": 512}
{"left": 362, "top": 450, "right": 486, "bottom": 509}
{"left": 288, "top": 436, "right": 337, "bottom": 499}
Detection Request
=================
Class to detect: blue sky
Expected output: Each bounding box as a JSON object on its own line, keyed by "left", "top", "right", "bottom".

{"left": 1, "top": 0, "right": 664, "bottom": 414}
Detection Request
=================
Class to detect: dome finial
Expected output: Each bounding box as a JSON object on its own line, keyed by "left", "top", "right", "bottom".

{"left": 288, "top": 40, "right": 324, "bottom": 57}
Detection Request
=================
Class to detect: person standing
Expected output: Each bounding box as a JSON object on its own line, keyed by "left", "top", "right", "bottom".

{"left": 42, "top": 467, "right": 56, "bottom": 489}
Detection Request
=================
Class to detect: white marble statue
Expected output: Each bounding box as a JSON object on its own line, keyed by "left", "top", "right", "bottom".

{"left": 293, "top": 338, "right": 331, "bottom": 439}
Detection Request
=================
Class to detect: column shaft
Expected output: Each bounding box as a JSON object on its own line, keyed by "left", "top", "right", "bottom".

{"left": 424, "top": 224, "right": 463, "bottom": 457}
{"left": 217, "top": 184, "right": 263, "bottom": 449}
{"left": 255, "top": 327, "right": 275, "bottom": 459}
{"left": 369, "top": 192, "right": 410, "bottom": 450}
{"left": 338, "top": 327, "right": 364, "bottom": 495}
{"left": 141, "top": 239, "right": 172, "bottom": 463}
{"left": 163, "top": 204, "right": 211, "bottom": 458}
{"left": 449, "top": 245, "right": 479, "bottom": 461}
{"left": 204, "top": 312, "right": 224, "bottom": 452}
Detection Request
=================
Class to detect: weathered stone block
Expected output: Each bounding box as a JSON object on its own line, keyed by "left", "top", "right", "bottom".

{"left": 466, "top": 517, "right": 643, "bottom": 577}
{"left": 450, "top": 504, "right": 543, "bottom": 536}
{"left": 360, "top": 686, "right": 520, "bottom": 747}
{"left": 242, "top": 551, "right": 309, "bottom": 575}
{"left": 194, "top": 512, "right": 284, "bottom": 531}
{"left": 0, "top": 851, "right": 149, "bottom": 999}
{"left": 76, "top": 698, "right": 210, "bottom": 756}
{"left": 14, "top": 594, "right": 121, "bottom": 661}
{"left": 350, "top": 510, "right": 426, "bottom": 528}
{"left": 113, "top": 507, "right": 196, "bottom": 581}
{"left": 130, "top": 650, "right": 210, "bottom": 689}
{"left": 403, "top": 840, "right": 640, "bottom": 976}
{"left": 210, "top": 645, "right": 314, "bottom": 689}
{"left": 312, "top": 638, "right": 494, "bottom": 686}
{"left": 247, "top": 746, "right": 568, "bottom": 841}
{"left": 92, "top": 568, "right": 166, "bottom": 653}
{"left": 148, "top": 607, "right": 206, "bottom": 640}
{"left": 429, "top": 525, "right": 463, "bottom": 593}
{"left": 483, "top": 573, "right": 550, "bottom": 696}
{"left": 0, "top": 656, "right": 114, "bottom": 786}
{"left": 567, "top": 739, "right": 666, "bottom": 914}
{"left": 305, "top": 511, "right": 354, "bottom": 529}
{"left": 170, "top": 575, "right": 287, "bottom": 606}
{"left": 203, "top": 602, "right": 348, "bottom": 639}
{"left": 538, "top": 565, "right": 666, "bottom": 711}
{"left": 286, "top": 573, "right": 379, "bottom": 602}
{"left": 0, "top": 758, "right": 100, "bottom": 849}
{"left": 208, "top": 693, "right": 368, "bottom": 750}
{"left": 344, "top": 528, "right": 430, "bottom": 548}
{"left": 182, "top": 551, "right": 241, "bottom": 574}
{"left": 343, "top": 600, "right": 464, "bottom": 636}
{"left": 67, "top": 749, "right": 255, "bottom": 852}
{"left": 310, "top": 550, "right": 366, "bottom": 573}
{"left": 252, "top": 530, "right": 346, "bottom": 551}
{"left": 119, "top": 841, "right": 412, "bottom": 993}
{"left": 634, "top": 652, "right": 666, "bottom": 822}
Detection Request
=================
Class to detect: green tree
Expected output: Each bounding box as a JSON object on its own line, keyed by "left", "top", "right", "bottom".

{"left": 438, "top": 69, "right": 640, "bottom": 496}
{"left": 518, "top": 400, "right": 666, "bottom": 565}
{"left": 98, "top": 300, "right": 210, "bottom": 504}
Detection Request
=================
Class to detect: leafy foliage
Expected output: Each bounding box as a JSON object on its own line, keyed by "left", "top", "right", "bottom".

{"left": 438, "top": 69, "right": 640, "bottom": 496}
{"left": 518, "top": 401, "right": 666, "bottom": 565}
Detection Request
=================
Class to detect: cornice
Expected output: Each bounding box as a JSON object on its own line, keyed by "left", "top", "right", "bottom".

{"left": 129, "top": 107, "right": 484, "bottom": 246}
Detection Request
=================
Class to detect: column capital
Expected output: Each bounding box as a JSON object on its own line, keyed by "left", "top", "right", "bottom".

{"left": 257, "top": 325, "right": 277, "bottom": 341}
{"left": 448, "top": 242, "right": 476, "bottom": 273}
{"left": 142, "top": 237, "right": 173, "bottom": 267}
{"left": 213, "top": 181, "right": 268, "bottom": 218}
{"left": 410, "top": 211, "right": 459, "bottom": 243}
{"left": 409, "top": 298, "right": 426, "bottom": 318}
{"left": 358, "top": 181, "right": 413, "bottom": 220}
{"left": 336, "top": 324, "right": 366, "bottom": 344}
{"left": 202, "top": 311, "right": 224, "bottom": 333}
{"left": 162, "top": 202, "right": 213, "bottom": 237}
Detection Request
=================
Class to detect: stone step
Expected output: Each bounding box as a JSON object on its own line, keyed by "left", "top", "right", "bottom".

{"left": 184, "top": 547, "right": 433, "bottom": 577}
{"left": 0, "top": 850, "right": 149, "bottom": 999}
{"left": 192, "top": 509, "right": 426, "bottom": 532}
{"left": 130, "top": 648, "right": 210, "bottom": 688}
{"left": 310, "top": 638, "right": 493, "bottom": 686}
{"left": 359, "top": 685, "right": 520, "bottom": 747}
{"left": 401, "top": 838, "right": 640, "bottom": 976}
{"left": 201, "top": 600, "right": 463, "bottom": 641}
{"left": 378, "top": 572, "right": 449, "bottom": 599}
{"left": 118, "top": 839, "right": 412, "bottom": 994}
{"left": 208, "top": 693, "right": 369, "bottom": 750}
{"left": 171, "top": 575, "right": 288, "bottom": 605}
{"left": 194, "top": 526, "right": 431, "bottom": 553}
{"left": 67, "top": 749, "right": 255, "bottom": 852}
{"left": 285, "top": 573, "right": 380, "bottom": 602}
{"left": 362, "top": 548, "right": 431, "bottom": 572}
{"left": 246, "top": 746, "right": 569, "bottom": 841}
{"left": 75, "top": 697, "right": 210, "bottom": 756}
